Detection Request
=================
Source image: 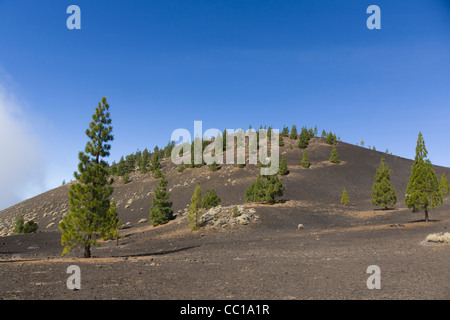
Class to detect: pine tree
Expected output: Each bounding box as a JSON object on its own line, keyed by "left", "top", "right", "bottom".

{"left": 329, "top": 143, "right": 340, "bottom": 163}
{"left": 13, "top": 215, "right": 24, "bottom": 234}
{"left": 188, "top": 183, "right": 203, "bottom": 230}
{"left": 245, "top": 176, "right": 266, "bottom": 203}
{"left": 264, "top": 175, "right": 285, "bottom": 204}
{"left": 23, "top": 220, "right": 39, "bottom": 233}
{"left": 60, "top": 97, "right": 114, "bottom": 258}
{"left": 405, "top": 133, "right": 443, "bottom": 222}
{"left": 371, "top": 157, "right": 397, "bottom": 210}
{"left": 440, "top": 173, "right": 450, "bottom": 196}
{"left": 122, "top": 174, "right": 130, "bottom": 184}
{"left": 290, "top": 125, "right": 298, "bottom": 139}
{"left": 298, "top": 127, "right": 309, "bottom": 149}
{"left": 325, "top": 132, "right": 336, "bottom": 145}
{"left": 101, "top": 201, "right": 122, "bottom": 243}
{"left": 245, "top": 175, "right": 285, "bottom": 205}
{"left": 149, "top": 174, "right": 173, "bottom": 226}
{"left": 202, "top": 185, "right": 221, "bottom": 209}
{"left": 314, "top": 125, "right": 318, "bottom": 137}
{"left": 279, "top": 135, "right": 284, "bottom": 147}
{"left": 341, "top": 188, "right": 350, "bottom": 205}
{"left": 321, "top": 129, "right": 327, "bottom": 138}
{"left": 301, "top": 150, "right": 310, "bottom": 168}
{"left": 281, "top": 125, "right": 289, "bottom": 137}
{"left": 117, "top": 156, "right": 126, "bottom": 176}
{"left": 279, "top": 156, "right": 289, "bottom": 175}
{"left": 125, "top": 154, "right": 136, "bottom": 174}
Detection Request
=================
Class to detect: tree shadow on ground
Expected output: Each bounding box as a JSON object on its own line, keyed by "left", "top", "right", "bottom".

{"left": 407, "top": 219, "right": 441, "bottom": 224}
{"left": 112, "top": 245, "right": 200, "bottom": 259}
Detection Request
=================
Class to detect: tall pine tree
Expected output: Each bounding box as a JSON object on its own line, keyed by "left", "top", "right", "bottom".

{"left": 60, "top": 97, "right": 114, "bottom": 258}
{"left": 405, "top": 133, "right": 442, "bottom": 222}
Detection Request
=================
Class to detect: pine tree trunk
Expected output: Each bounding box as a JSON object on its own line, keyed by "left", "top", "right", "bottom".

{"left": 425, "top": 209, "right": 429, "bottom": 223}
{"left": 84, "top": 245, "right": 91, "bottom": 258}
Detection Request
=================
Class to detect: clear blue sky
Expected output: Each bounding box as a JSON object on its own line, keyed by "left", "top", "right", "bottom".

{"left": 0, "top": 0, "right": 449, "bottom": 210}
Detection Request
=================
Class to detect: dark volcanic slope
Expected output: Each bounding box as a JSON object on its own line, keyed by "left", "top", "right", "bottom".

{"left": 0, "top": 137, "right": 449, "bottom": 237}
{"left": 1, "top": 137, "right": 450, "bottom": 300}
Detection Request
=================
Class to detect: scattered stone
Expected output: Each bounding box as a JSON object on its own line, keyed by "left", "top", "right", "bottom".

{"left": 138, "top": 219, "right": 147, "bottom": 224}
{"left": 46, "top": 223, "right": 55, "bottom": 229}
{"left": 297, "top": 224, "right": 304, "bottom": 230}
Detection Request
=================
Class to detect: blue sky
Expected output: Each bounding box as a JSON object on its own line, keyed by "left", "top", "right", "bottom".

{"left": 0, "top": 0, "right": 449, "bottom": 210}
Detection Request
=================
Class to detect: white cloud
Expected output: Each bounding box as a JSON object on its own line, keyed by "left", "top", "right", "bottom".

{"left": 0, "top": 84, "right": 46, "bottom": 210}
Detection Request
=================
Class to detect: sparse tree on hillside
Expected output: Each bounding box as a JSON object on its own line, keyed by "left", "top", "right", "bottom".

{"left": 298, "top": 127, "right": 309, "bottom": 149}
{"left": 13, "top": 215, "right": 24, "bottom": 234}
{"left": 329, "top": 143, "right": 340, "bottom": 164}
{"left": 440, "top": 173, "right": 450, "bottom": 197}
{"left": 341, "top": 188, "right": 350, "bottom": 205}
{"left": 325, "top": 132, "right": 337, "bottom": 145}
{"left": 122, "top": 173, "right": 130, "bottom": 184}
{"left": 202, "top": 185, "right": 221, "bottom": 209}
{"left": 301, "top": 150, "right": 310, "bottom": 168}
{"left": 290, "top": 125, "right": 298, "bottom": 139}
{"left": 405, "top": 133, "right": 443, "bottom": 222}
{"left": 314, "top": 125, "right": 318, "bottom": 137}
{"left": 116, "top": 156, "right": 126, "bottom": 176}
{"left": 149, "top": 174, "right": 173, "bottom": 226}
{"left": 188, "top": 183, "right": 203, "bottom": 230}
{"left": 281, "top": 125, "right": 289, "bottom": 137}
{"left": 60, "top": 97, "right": 114, "bottom": 258}
{"left": 279, "top": 156, "right": 289, "bottom": 175}
{"left": 321, "top": 129, "right": 327, "bottom": 138}
{"left": 371, "top": 157, "right": 397, "bottom": 210}
{"left": 279, "top": 135, "right": 284, "bottom": 147}
{"left": 245, "top": 175, "right": 285, "bottom": 205}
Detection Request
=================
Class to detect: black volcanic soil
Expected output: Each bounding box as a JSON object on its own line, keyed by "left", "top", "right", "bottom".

{"left": 0, "top": 138, "right": 449, "bottom": 299}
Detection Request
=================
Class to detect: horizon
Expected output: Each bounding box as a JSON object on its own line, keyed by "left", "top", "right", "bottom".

{"left": 0, "top": 0, "right": 449, "bottom": 210}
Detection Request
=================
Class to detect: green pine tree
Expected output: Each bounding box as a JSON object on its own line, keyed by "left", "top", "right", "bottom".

{"left": 321, "top": 129, "right": 327, "bottom": 138}
{"left": 116, "top": 156, "right": 126, "bottom": 176}
{"left": 440, "top": 173, "right": 450, "bottom": 196}
{"left": 23, "top": 220, "right": 39, "bottom": 234}
{"left": 341, "top": 188, "right": 350, "bottom": 205}
{"left": 13, "top": 215, "right": 24, "bottom": 234}
{"left": 325, "top": 132, "right": 337, "bottom": 145}
{"left": 371, "top": 157, "right": 397, "bottom": 210}
{"left": 101, "top": 201, "right": 122, "bottom": 244}
{"left": 405, "top": 133, "right": 443, "bottom": 222}
{"left": 149, "top": 174, "right": 174, "bottom": 226}
{"left": 245, "top": 175, "right": 285, "bottom": 205}
{"left": 329, "top": 143, "right": 340, "bottom": 163}
{"left": 290, "top": 125, "right": 298, "bottom": 139}
{"left": 298, "top": 127, "right": 309, "bottom": 149}
{"left": 60, "top": 97, "right": 114, "bottom": 258}
{"left": 279, "top": 156, "right": 289, "bottom": 175}
{"left": 202, "top": 185, "right": 222, "bottom": 209}
{"left": 301, "top": 150, "right": 310, "bottom": 168}
{"left": 122, "top": 173, "right": 130, "bottom": 184}
{"left": 188, "top": 183, "right": 203, "bottom": 230}
{"left": 279, "top": 135, "right": 284, "bottom": 147}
